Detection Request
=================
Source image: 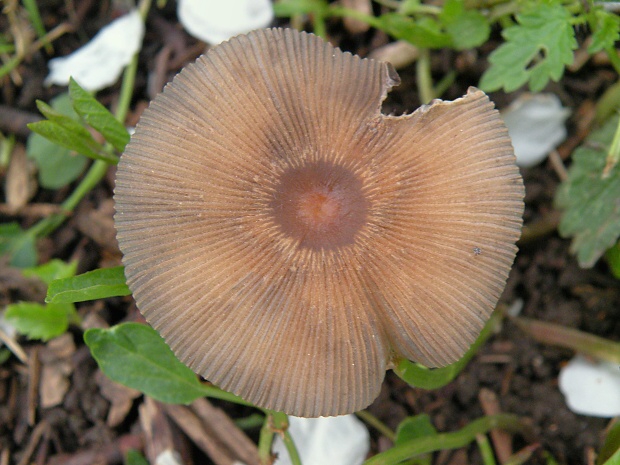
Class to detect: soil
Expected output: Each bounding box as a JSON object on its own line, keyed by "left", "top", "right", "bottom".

{"left": 1, "top": 2, "right": 619, "bottom": 465}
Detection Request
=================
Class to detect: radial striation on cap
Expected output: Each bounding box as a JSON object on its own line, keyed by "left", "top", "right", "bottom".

{"left": 114, "top": 28, "right": 524, "bottom": 417}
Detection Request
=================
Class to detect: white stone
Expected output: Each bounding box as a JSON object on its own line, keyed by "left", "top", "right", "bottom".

{"left": 273, "top": 415, "right": 370, "bottom": 465}
{"left": 178, "top": 0, "right": 274, "bottom": 45}
{"left": 46, "top": 10, "right": 144, "bottom": 91}
{"left": 501, "top": 93, "right": 570, "bottom": 168}
{"left": 559, "top": 356, "right": 620, "bottom": 417}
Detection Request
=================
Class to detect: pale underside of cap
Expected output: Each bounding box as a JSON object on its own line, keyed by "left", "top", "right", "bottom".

{"left": 114, "top": 28, "right": 524, "bottom": 417}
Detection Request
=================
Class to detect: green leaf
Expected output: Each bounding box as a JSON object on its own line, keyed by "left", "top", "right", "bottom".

{"left": 5, "top": 302, "right": 77, "bottom": 341}
{"left": 26, "top": 93, "right": 89, "bottom": 188}
{"left": 0, "top": 222, "right": 37, "bottom": 268}
{"left": 125, "top": 449, "right": 150, "bottom": 465}
{"left": 84, "top": 323, "right": 208, "bottom": 404}
{"left": 598, "top": 420, "right": 620, "bottom": 465}
{"left": 395, "top": 415, "right": 437, "bottom": 465}
{"left": 556, "top": 117, "right": 620, "bottom": 267}
{"left": 394, "top": 311, "right": 501, "bottom": 389}
{"left": 605, "top": 242, "right": 620, "bottom": 279}
{"left": 273, "top": 0, "right": 329, "bottom": 16}
{"left": 588, "top": 8, "right": 620, "bottom": 54}
{"left": 46, "top": 266, "right": 131, "bottom": 304}
{"left": 69, "top": 78, "right": 130, "bottom": 153}
{"left": 440, "top": 0, "right": 490, "bottom": 50}
{"left": 480, "top": 4, "right": 577, "bottom": 92}
{"left": 375, "top": 13, "right": 452, "bottom": 49}
{"left": 28, "top": 119, "right": 116, "bottom": 164}
{"left": 22, "top": 259, "right": 77, "bottom": 286}
{"left": 0, "top": 348, "right": 11, "bottom": 365}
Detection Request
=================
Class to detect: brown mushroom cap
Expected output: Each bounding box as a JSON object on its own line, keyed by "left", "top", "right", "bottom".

{"left": 114, "top": 28, "right": 524, "bottom": 417}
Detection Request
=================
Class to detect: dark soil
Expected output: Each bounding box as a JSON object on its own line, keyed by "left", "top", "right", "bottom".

{"left": 1, "top": 2, "right": 619, "bottom": 465}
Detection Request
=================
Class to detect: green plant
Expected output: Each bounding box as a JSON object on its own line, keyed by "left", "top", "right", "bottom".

{"left": 2, "top": 1, "right": 620, "bottom": 464}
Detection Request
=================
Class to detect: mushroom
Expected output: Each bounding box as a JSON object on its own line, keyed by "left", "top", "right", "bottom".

{"left": 114, "top": 28, "right": 524, "bottom": 417}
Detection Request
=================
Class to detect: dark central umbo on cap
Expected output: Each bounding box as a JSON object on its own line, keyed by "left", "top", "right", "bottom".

{"left": 114, "top": 28, "right": 524, "bottom": 417}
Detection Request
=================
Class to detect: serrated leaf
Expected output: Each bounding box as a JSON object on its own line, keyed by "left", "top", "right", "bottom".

{"left": 22, "top": 259, "right": 77, "bottom": 285}
{"left": 556, "top": 117, "right": 620, "bottom": 267}
{"left": 375, "top": 13, "right": 452, "bottom": 49}
{"left": 394, "top": 311, "right": 500, "bottom": 389}
{"left": 69, "top": 78, "right": 130, "bottom": 152}
{"left": 84, "top": 323, "right": 208, "bottom": 404}
{"left": 440, "top": 0, "right": 490, "bottom": 50}
{"left": 0, "top": 222, "right": 37, "bottom": 268}
{"left": 480, "top": 4, "right": 577, "bottom": 92}
{"left": 588, "top": 8, "right": 620, "bottom": 54}
{"left": 26, "top": 94, "right": 89, "bottom": 188}
{"left": 46, "top": 266, "right": 131, "bottom": 304}
{"left": 5, "top": 302, "right": 77, "bottom": 341}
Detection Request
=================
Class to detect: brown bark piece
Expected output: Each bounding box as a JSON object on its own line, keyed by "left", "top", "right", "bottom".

{"left": 96, "top": 370, "right": 140, "bottom": 428}
{"left": 478, "top": 388, "right": 513, "bottom": 464}
{"left": 139, "top": 397, "right": 187, "bottom": 465}
{"left": 39, "top": 334, "right": 76, "bottom": 409}
{"left": 163, "top": 399, "right": 259, "bottom": 465}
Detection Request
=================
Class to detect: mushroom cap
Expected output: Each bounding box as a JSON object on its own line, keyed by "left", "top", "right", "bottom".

{"left": 114, "top": 28, "right": 524, "bottom": 417}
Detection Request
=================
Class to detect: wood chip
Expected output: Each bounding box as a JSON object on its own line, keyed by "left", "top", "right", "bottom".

{"left": 95, "top": 370, "right": 140, "bottom": 427}
{"left": 478, "top": 388, "right": 513, "bottom": 464}
{"left": 341, "top": 0, "right": 372, "bottom": 34}
{"left": 164, "top": 399, "right": 259, "bottom": 465}
{"left": 139, "top": 397, "right": 186, "bottom": 465}
{"left": 39, "top": 334, "right": 76, "bottom": 409}
{"left": 5, "top": 144, "right": 37, "bottom": 213}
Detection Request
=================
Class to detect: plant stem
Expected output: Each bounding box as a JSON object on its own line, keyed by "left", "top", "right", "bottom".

{"left": 258, "top": 415, "right": 275, "bottom": 465}
{"left": 416, "top": 48, "right": 434, "bottom": 104}
{"left": 26, "top": 0, "right": 151, "bottom": 241}
{"left": 363, "top": 414, "right": 530, "bottom": 465}
{"left": 511, "top": 316, "right": 620, "bottom": 364}
{"left": 199, "top": 383, "right": 256, "bottom": 408}
{"left": 272, "top": 412, "right": 302, "bottom": 465}
{"left": 257, "top": 411, "right": 302, "bottom": 465}
{"left": 356, "top": 410, "right": 396, "bottom": 442}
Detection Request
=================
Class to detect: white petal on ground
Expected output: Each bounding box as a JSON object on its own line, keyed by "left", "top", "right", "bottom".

{"left": 501, "top": 93, "right": 570, "bottom": 168}
{"left": 177, "top": 0, "right": 274, "bottom": 44}
{"left": 45, "top": 10, "right": 144, "bottom": 92}
{"left": 273, "top": 415, "right": 370, "bottom": 465}
{"left": 559, "top": 356, "right": 620, "bottom": 418}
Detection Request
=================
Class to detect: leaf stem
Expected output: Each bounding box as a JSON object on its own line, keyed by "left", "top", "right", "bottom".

{"left": 257, "top": 411, "right": 302, "bottom": 465}
{"left": 356, "top": 410, "right": 396, "bottom": 442}
{"left": 363, "top": 414, "right": 529, "bottom": 465}
{"left": 416, "top": 48, "right": 434, "bottom": 104}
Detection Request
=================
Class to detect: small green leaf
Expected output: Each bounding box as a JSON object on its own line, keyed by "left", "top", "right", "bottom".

{"left": 605, "top": 242, "right": 620, "bottom": 279}
{"left": 84, "top": 323, "right": 208, "bottom": 404}
{"left": 480, "top": 4, "right": 577, "bottom": 92}
{"left": 394, "top": 311, "right": 501, "bottom": 389}
{"left": 5, "top": 302, "right": 77, "bottom": 341}
{"left": 69, "top": 78, "right": 130, "bottom": 153}
{"left": 22, "top": 259, "right": 78, "bottom": 286}
{"left": 28, "top": 119, "right": 116, "bottom": 164}
{"left": 395, "top": 415, "right": 437, "bottom": 465}
{"left": 395, "top": 415, "right": 437, "bottom": 446}
{"left": 375, "top": 14, "right": 452, "bottom": 49}
{"left": 273, "top": 0, "right": 329, "bottom": 17}
{"left": 46, "top": 266, "right": 131, "bottom": 304}
{"left": 598, "top": 420, "right": 620, "bottom": 465}
{"left": 440, "top": 0, "right": 490, "bottom": 50}
{"left": 0, "top": 348, "right": 11, "bottom": 364}
{"left": 588, "top": 8, "right": 620, "bottom": 54}
{"left": 0, "top": 222, "right": 37, "bottom": 268}
{"left": 556, "top": 116, "right": 620, "bottom": 267}
{"left": 125, "top": 449, "right": 150, "bottom": 465}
